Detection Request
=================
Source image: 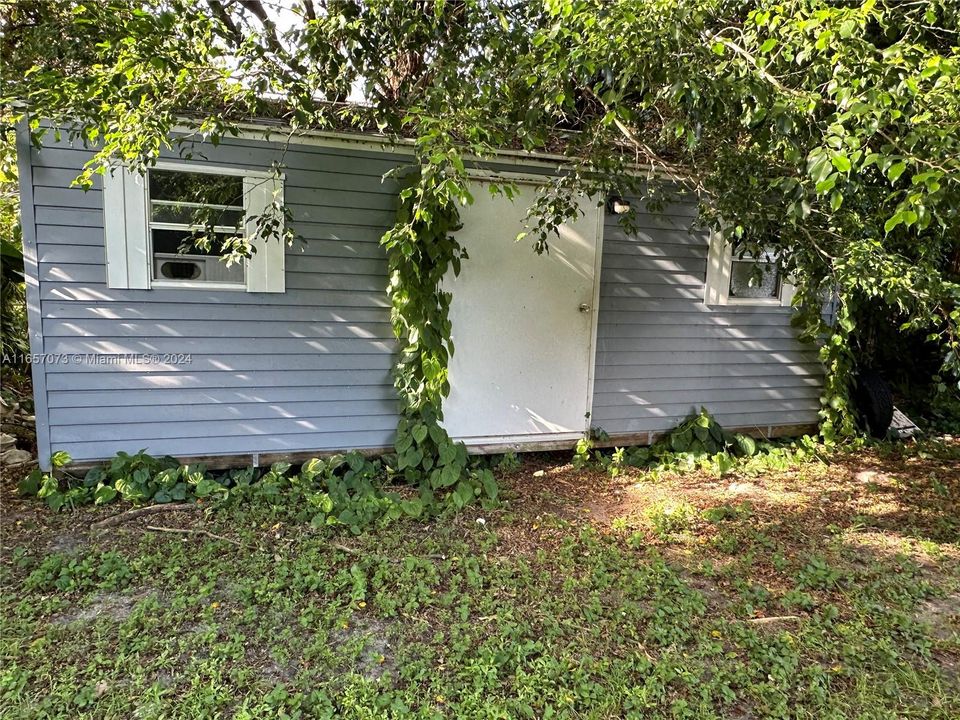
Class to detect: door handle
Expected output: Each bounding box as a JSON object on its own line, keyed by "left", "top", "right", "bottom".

{"left": 578, "top": 303, "right": 591, "bottom": 313}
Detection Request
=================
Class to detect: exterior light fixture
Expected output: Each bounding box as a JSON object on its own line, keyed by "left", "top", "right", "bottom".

{"left": 607, "top": 196, "right": 631, "bottom": 214}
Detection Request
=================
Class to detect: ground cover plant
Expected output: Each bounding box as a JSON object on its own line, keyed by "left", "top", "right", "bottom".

{"left": 16, "top": 445, "right": 498, "bottom": 529}
{"left": 2, "top": 436, "right": 958, "bottom": 719}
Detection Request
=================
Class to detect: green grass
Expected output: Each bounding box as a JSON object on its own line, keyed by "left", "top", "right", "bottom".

{"left": 1, "top": 441, "right": 958, "bottom": 719}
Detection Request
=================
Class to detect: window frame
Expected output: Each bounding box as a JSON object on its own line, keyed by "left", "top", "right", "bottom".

{"left": 703, "top": 228, "right": 795, "bottom": 307}
{"left": 148, "top": 161, "right": 250, "bottom": 291}
{"left": 144, "top": 160, "right": 248, "bottom": 292}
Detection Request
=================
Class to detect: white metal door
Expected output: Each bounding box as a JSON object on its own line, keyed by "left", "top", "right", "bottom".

{"left": 442, "top": 179, "right": 602, "bottom": 447}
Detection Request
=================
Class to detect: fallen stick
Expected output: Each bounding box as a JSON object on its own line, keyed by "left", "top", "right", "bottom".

{"left": 747, "top": 615, "right": 802, "bottom": 625}
{"left": 331, "top": 542, "right": 363, "bottom": 556}
{"left": 145, "top": 524, "right": 245, "bottom": 547}
{"left": 90, "top": 503, "right": 199, "bottom": 530}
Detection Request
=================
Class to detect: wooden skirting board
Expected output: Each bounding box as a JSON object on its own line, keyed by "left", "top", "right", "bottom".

{"left": 61, "top": 423, "right": 818, "bottom": 472}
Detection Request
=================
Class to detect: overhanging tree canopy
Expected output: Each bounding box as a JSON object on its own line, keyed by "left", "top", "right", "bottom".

{"left": 2, "top": 0, "right": 958, "bottom": 449}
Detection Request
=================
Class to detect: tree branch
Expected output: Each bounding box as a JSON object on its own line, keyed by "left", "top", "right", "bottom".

{"left": 579, "top": 85, "right": 697, "bottom": 188}
{"left": 146, "top": 524, "right": 247, "bottom": 547}
{"left": 238, "top": 0, "right": 309, "bottom": 77}
{"left": 707, "top": 33, "right": 811, "bottom": 100}
{"left": 207, "top": 0, "right": 243, "bottom": 46}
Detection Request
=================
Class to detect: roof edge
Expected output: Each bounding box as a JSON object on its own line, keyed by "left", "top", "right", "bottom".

{"left": 174, "top": 117, "right": 689, "bottom": 179}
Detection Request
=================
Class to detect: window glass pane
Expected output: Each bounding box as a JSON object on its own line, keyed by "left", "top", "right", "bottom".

{"left": 152, "top": 228, "right": 245, "bottom": 256}
{"left": 151, "top": 229, "right": 244, "bottom": 284}
{"left": 151, "top": 202, "right": 243, "bottom": 229}
{"left": 730, "top": 259, "right": 780, "bottom": 299}
{"left": 149, "top": 170, "right": 243, "bottom": 207}
{"left": 153, "top": 255, "right": 244, "bottom": 283}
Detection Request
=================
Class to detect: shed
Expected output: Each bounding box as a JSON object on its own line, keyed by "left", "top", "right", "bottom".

{"left": 15, "top": 123, "right": 822, "bottom": 470}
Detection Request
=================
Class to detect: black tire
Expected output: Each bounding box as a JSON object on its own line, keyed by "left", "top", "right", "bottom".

{"left": 853, "top": 370, "right": 894, "bottom": 438}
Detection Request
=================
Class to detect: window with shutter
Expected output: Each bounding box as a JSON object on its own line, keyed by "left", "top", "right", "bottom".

{"left": 704, "top": 229, "right": 795, "bottom": 307}
{"left": 102, "top": 162, "right": 285, "bottom": 293}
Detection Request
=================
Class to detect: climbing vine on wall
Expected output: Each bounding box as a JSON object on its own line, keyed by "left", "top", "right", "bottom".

{"left": 380, "top": 167, "right": 498, "bottom": 508}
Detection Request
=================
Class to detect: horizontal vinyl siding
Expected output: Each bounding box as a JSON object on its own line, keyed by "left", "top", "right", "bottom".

{"left": 31, "top": 135, "right": 407, "bottom": 462}
{"left": 32, "top": 132, "right": 824, "bottom": 462}
{"left": 591, "top": 203, "right": 822, "bottom": 436}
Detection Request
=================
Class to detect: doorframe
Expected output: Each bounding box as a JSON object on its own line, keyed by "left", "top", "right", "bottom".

{"left": 583, "top": 205, "right": 605, "bottom": 434}
{"left": 455, "top": 171, "right": 605, "bottom": 443}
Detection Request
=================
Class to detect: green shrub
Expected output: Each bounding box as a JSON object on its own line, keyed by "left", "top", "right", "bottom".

{"left": 587, "top": 409, "right": 826, "bottom": 478}
{"left": 19, "top": 448, "right": 499, "bottom": 533}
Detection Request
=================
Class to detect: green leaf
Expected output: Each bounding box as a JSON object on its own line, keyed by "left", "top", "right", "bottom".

{"left": 83, "top": 467, "right": 105, "bottom": 488}
{"left": 45, "top": 492, "right": 66, "bottom": 512}
{"left": 438, "top": 442, "right": 457, "bottom": 466}
{"left": 94, "top": 484, "right": 117, "bottom": 505}
{"left": 715, "top": 452, "right": 736, "bottom": 475}
{"left": 412, "top": 423, "right": 429, "bottom": 444}
{"left": 401, "top": 498, "right": 424, "bottom": 517}
{"left": 670, "top": 428, "right": 693, "bottom": 453}
{"left": 479, "top": 470, "right": 499, "bottom": 502}
{"left": 195, "top": 477, "right": 224, "bottom": 498}
{"left": 405, "top": 448, "right": 423, "bottom": 468}
{"left": 887, "top": 162, "right": 906, "bottom": 182}
{"left": 270, "top": 461, "right": 291, "bottom": 476}
{"left": 735, "top": 435, "right": 757, "bottom": 457}
{"left": 452, "top": 480, "right": 475, "bottom": 508}
{"left": 831, "top": 154, "right": 851, "bottom": 173}
{"left": 395, "top": 434, "right": 413, "bottom": 455}
{"left": 18, "top": 469, "right": 42, "bottom": 496}
{"left": 838, "top": 19, "right": 858, "bottom": 39}
{"left": 428, "top": 423, "right": 446, "bottom": 445}
{"left": 37, "top": 473, "right": 60, "bottom": 499}
{"left": 884, "top": 212, "right": 904, "bottom": 234}
{"left": 815, "top": 175, "right": 836, "bottom": 194}
{"left": 708, "top": 423, "right": 724, "bottom": 445}
{"left": 300, "top": 457, "right": 324, "bottom": 481}
{"left": 438, "top": 464, "right": 460, "bottom": 488}
{"left": 808, "top": 150, "right": 833, "bottom": 184}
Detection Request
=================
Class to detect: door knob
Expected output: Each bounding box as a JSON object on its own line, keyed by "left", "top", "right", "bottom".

{"left": 578, "top": 303, "right": 591, "bottom": 313}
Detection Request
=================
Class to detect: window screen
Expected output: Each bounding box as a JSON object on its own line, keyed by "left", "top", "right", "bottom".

{"left": 729, "top": 251, "right": 782, "bottom": 300}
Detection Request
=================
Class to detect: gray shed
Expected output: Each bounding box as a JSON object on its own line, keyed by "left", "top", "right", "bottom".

{"left": 15, "top": 123, "right": 822, "bottom": 470}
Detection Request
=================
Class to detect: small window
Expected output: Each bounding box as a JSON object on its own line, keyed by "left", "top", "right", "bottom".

{"left": 704, "top": 230, "right": 794, "bottom": 306}
{"left": 103, "top": 161, "right": 285, "bottom": 292}
{"left": 148, "top": 170, "right": 246, "bottom": 286}
{"left": 729, "top": 250, "right": 782, "bottom": 300}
